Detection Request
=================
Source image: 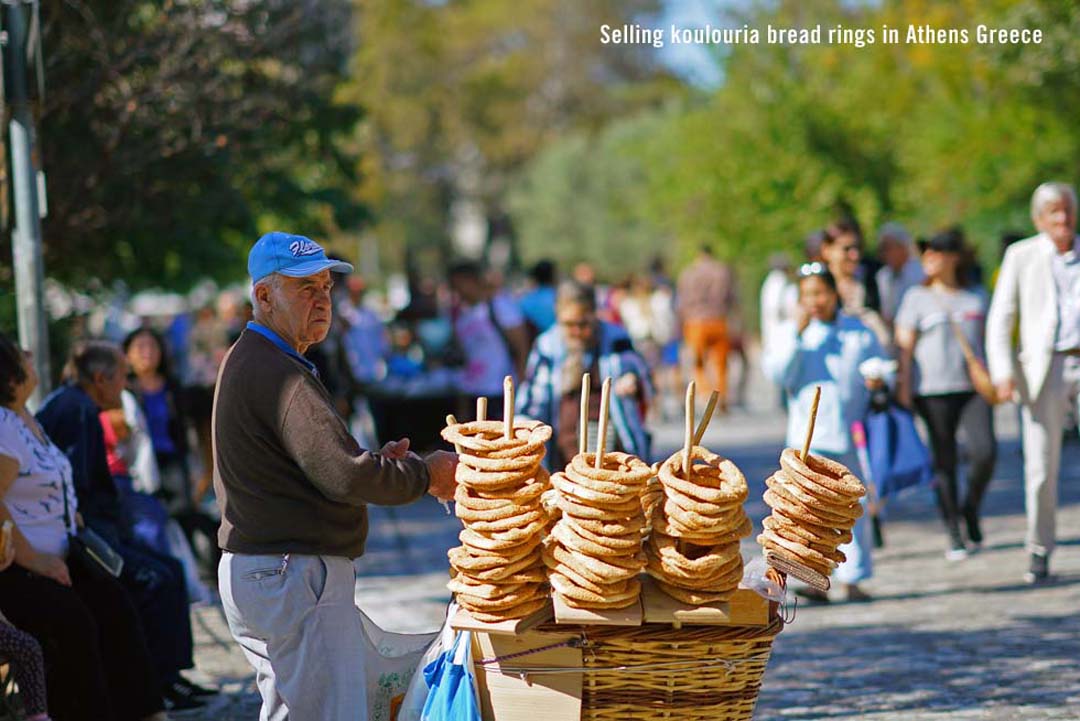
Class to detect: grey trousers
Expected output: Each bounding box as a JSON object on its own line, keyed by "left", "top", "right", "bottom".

{"left": 219, "top": 552, "right": 368, "bottom": 721}
{"left": 1021, "top": 354, "right": 1080, "bottom": 557}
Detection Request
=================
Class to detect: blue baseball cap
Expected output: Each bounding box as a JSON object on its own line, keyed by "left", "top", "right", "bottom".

{"left": 248, "top": 232, "right": 354, "bottom": 282}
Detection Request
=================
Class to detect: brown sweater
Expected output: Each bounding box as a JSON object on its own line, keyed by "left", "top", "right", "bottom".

{"left": 212, "top": 328, "right": 429, "bottom": 558}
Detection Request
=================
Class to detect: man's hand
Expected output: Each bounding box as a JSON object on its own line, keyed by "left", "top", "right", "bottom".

{"left": 25, "top": 552, "right": 72, "bottom": 587}
{"left": 995, "top": 379, "right": 1017, "bottom": 404}
{"left": 380, "top": 438, "right": 412, "bottom": 459}
{"left": 424, "top": 451, "right": 458, "bottom": 501}
{"left": 614, "top": 373, "right": 639, "bottom": 398}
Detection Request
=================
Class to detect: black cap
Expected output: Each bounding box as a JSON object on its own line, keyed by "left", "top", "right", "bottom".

{"left": 918, "top": 228, "right": 965, "bottom": 254}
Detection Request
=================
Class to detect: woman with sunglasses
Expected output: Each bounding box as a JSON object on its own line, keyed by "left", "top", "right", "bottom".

{"left": 895, "top": 229, "right": 996, "bottom": 560}
{"left": 763, "top": 263, "right": 890, "bottom": 602}
{"left": 517, "top": 280, "right": 653, "bottom": 469}
{"left": 821, "top": 217, "right": 891, "bottom": 348}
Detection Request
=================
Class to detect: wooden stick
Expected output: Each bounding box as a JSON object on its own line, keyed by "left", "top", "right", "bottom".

{"left": 503, "top": 376, "right": 515, "bottom": 440}
{"left": 579, "top": 373, "right": 591, "bottom": 456}
{"left": 693, "top": 390, "right": 720, "bottom": 446}
{"left": 683, "top": 381, "right": 695, "bottom": 477}
{"left": 476, "top": 397, "right": 488, "bottom": 422}
{"left": 594, "top": 377, "right": 612, "bottom": 469}
{"left": 801, "top": 385, "right": 823, "bottom": 460}
{"left": 445, "top": 415, "right": 458, "bottom": 427}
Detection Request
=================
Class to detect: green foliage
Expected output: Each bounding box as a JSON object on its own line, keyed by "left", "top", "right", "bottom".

{"left": 35, "top": 0, "right": 366, "bottom": 290}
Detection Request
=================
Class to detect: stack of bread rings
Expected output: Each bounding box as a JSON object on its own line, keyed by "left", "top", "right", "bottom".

{"left": 543, "top": 451, "right": 653, "bottom": 610}
{"left": 757, "top": 448, "right": 866, "bottom": 587}
{"left": 646, "top": 446, "right": 753, "bottom": 605}
{"left": 441, "top": 418, "right": 553, "bottom": 622}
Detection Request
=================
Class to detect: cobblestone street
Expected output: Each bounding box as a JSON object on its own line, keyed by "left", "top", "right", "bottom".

{"left": 182, "top": 395, "right": 1080, "bottom": 720}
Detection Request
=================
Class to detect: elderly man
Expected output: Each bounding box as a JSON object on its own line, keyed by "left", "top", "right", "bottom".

{"left": 214, "top": 232, "right": 457, "bottom": 720}
{"left": 987, "top": 182, "right": 1080, "bottom": 584}
{"left": 875, "top": 221, "right": 925, "bottom": 325}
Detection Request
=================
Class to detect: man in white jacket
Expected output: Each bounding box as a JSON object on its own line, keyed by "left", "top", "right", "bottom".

{"left": 986, "top": 181, "right": 1080, "bottom": 584}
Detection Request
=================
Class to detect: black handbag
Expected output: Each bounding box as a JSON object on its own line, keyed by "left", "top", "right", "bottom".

{"left": 63, "top": 480, "right": 124, "bottom": 578}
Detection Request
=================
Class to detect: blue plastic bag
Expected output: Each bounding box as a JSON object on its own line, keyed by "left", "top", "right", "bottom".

{"left": 421, "top": 630, "right": 482, "bottom": 721}
{"left": 866, "top": 404, "right": 933, "bottom": 498}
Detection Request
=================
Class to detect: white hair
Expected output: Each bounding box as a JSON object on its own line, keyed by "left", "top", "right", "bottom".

{"left": 251, "top": 272, "right": 283, "bottom": 319}
{"left": 1031, "top": 182, "right": 1077, "bottom": 222}
{"left": 877, "top": 221, "right": 912, "bottom": 248}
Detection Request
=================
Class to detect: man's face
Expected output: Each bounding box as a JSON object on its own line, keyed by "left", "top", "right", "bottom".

{"left": 269, "top": 271, "right": 334, "bottom": 348}
{"left": 880, "top": 238, "right": 909, "bottom": 271}
{"left": 95, "top": 353, "right": 128, "bottom": 410}
{"left": 558, "top": 303, "right": 597, "bottom": 350}
{"left": 1035, "top": 197, "right": 1077, "bottom": 246}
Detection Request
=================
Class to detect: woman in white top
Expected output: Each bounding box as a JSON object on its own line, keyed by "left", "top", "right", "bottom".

{"left": 0, "top": 331, "right": 166, "bottom": 721}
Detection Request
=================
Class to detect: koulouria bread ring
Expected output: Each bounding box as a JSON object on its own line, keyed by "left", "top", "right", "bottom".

{"left": 545, "top": 447, "right": 652, "bottom": 611}
{"left": 758, "top": 445, "right": 867, "bottom": 590}
{"left": 441, "top": 402, "right": 554, "bottom": 621}
{"left": 645, "top": 444, "right": 752, "bottom": 604}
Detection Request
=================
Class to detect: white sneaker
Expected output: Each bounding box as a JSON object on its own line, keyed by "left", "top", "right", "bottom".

{"left": 945, "top": 546, "right": 968, "bottom": 562}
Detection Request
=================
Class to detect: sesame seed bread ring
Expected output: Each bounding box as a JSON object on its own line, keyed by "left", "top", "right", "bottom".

{"left": 779, "top": 448, "right": 865, "bottom": 499}
{"left": 457, "top": 464, "right": 542, "bottom": 492}
{"left": 658, "top": 448, "right": 749, "bottom": 505}
{"left": 455, "top": 584, "right": 546, "bottom": 613}
{"left": 448, "top": 543, "right": 539, "bottom": 572}
{"left": 455, "top": 450, "right": 544, "bottom": 473}
{"left": 550, "top": 471, "right": 633, "bottom": 506}
{"left": 762, "top": 488, "right": 862, "bottom": 528}
{"left": 550, "top": 572, "right": 640, "bottom": 607}
{"left": 757, "top": 532, "right": 838, "bottom": 571}
{"left": 560, "top": 511, "right": 643, "bottom": 539}
{"left": 556, "top": 487, "right": 642, "bottom": 518}
{"left": 569, "top": 452, "right": 654, "bottom": 486}
{"left": 649, "top": 534, "right": 742, "bottom": 570}
{"left": 465, "top": 478, "right": 549, "bottom": 503}
{"left": 460, "top": 528, "right": 542, "bottom": 554}
{"left": 552, "top": 519, "right": 637, "bottom": 559}
{"left": 452, "top": 549, "right": 542, "bottom": 582}
{"left": 464, "top": 509, "right": 545, "bottom": 534}
{"left": 764, "top": 473, "right": 862, "bottom": 520}
{"left": 441, "top": 420, "right": 552, "bottom": 457}
{"left": 659, "top": 498, "right": 746, "bottom": 533}
{"left": 556, "top": 518, "right": 641, "bottom": 554}
{"left": 447, "top": 577, "right": 530, "bottom": 600}
{"left": 772, "top": 468, "right": 849, "bottom": 505}
{"left": 660, "top": 487, "right": 745, "bottom": 519}
{"left": 762, "top": 521, "right": 848, "bottom": 563}
{"left": 544, "top": 542, "right": 644, "bottom": 584}
{"left": 454, "top": 494, "right": 542, "bottom": 523}
{"left": 647, "top": 557, "right": 743, "bottom": 592}
{"left": 464, "top": 596, "right": 550, "bottom": 623}
{"left": 762, "top": 515, "right": 851, "bottom": 548}
{"left": 651, "top": 579, "right": 734, "bottom": 605}
{"left": 479, "top": 517, "right": 547, "bottom": 545}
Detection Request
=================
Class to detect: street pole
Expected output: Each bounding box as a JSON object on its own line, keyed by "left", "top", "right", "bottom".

{"left": 5, "top": 1, "right": 50, "bottom": 406}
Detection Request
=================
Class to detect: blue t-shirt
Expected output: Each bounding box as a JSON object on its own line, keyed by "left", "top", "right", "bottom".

{"left": 141, "top": 388, "right": 177, "bottom": 455}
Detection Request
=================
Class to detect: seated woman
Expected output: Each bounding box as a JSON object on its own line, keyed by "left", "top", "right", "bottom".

{"left": 517, "top": 280, "right": 653, "bottom": 469}
{"left": 0, "top": 522, "right": 51, "bottom": 721}
{"left": 763, "top": 263, "right": 891, "bottom": 602}
{"left": 0, "top": 331, "right": 167, "bottom": 721}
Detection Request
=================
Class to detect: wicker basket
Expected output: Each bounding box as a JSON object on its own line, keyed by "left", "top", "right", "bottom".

{"left": 574, "top": 617, "right": 783, "bottom": 721}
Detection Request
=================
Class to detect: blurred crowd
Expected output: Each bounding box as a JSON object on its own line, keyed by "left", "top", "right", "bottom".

{"left": 0, "top": 180, "right": 1078, "bottom": 719}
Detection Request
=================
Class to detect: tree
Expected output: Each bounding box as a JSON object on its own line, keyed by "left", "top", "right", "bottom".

{"left": 31, "top": 0, "right": 366, "bottom": 290}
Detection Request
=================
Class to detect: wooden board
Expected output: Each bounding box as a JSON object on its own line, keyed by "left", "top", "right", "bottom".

{"left": 553, "top": 593, "right": 642, "bottom": 626}
{"left": 450, "top": 601, "right": 554, "bottom": 636}
{"left": 473, "top": 630, "right": 582, "bottom": 721}
{"left": 765, "top": 550, "right": 831, "bottom": 591}
{"left": 640, "top": 576, "right": 771, "bottom": 627}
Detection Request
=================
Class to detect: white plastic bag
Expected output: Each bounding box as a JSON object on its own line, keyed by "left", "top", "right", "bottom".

{"left": 362, "top": 607, "right": 440, "bottom": 721}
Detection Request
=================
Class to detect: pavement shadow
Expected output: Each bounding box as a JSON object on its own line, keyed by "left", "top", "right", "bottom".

{"left": 757, "top": 612, "right": 1080, "bottom": 718}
